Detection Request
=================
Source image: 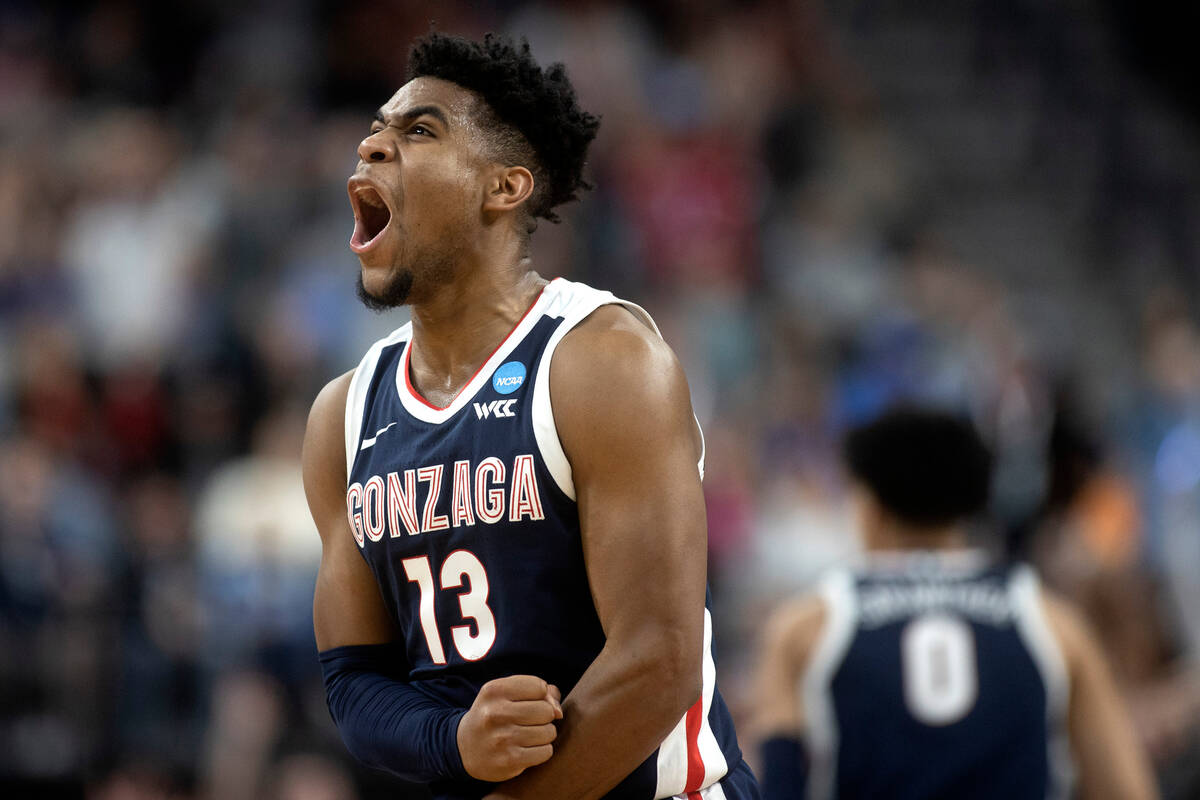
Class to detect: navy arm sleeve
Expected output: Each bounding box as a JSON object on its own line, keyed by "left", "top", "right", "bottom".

{"left": 759, "top": 735, "right": 808, "bottom": 800}
{"left": 319, "top": 643, "right": 470, "bottom": 783}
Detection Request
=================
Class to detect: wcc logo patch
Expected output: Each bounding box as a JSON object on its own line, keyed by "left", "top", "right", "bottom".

{"left": 492, "top": 361, "right": 526, "bottom": 395}
{"left": 474, "top": 399, "right": 517, "bottom": 419}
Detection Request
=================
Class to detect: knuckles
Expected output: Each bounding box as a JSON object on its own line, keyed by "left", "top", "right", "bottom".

{"left": 461, "top": 679, "right": 561, "bottom": 781}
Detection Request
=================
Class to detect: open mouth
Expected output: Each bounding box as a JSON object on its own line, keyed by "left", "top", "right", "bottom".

{"left": 349, "top": 181, "right": 393, "bottom": 253}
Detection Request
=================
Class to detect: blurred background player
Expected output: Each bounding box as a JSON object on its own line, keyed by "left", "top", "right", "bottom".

{"left": 750, "top": 407, "right": 1157, "bottom": 799}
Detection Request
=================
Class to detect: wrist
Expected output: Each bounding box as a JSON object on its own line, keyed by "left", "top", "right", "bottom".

{"left": 442, "top": 707, "right": 471, "bottom": 779}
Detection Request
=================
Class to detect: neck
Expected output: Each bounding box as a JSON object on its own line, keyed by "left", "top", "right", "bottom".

{"left": 407, "top": 243, "right": 546, "bottom": 401}
{"left": 866, "top": 523, "right": 967, "bottom": 552}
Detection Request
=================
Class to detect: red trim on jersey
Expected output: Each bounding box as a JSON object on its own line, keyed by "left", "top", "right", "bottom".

{"left": 402, "top": 281, "right": 553, "bottom": 411}
{"left": 687, "top": 793, "right": 702, "bottom": 800}
{"left": 684, "top": 695, "right": 706, "bottom": 791}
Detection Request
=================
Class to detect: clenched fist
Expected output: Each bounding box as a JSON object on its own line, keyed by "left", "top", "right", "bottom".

{"left": 458, "top": 675, "right": 564, "bottom": 782}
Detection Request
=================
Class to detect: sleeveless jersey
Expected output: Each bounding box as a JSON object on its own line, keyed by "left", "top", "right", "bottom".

{"left": 803, "top": 552, "right": 1073, "bottom": 800}
{"left": 343, "top": 278, "right": 749, "bottom": 800}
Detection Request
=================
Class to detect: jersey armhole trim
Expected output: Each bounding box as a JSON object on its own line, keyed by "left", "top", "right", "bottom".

{"left": 1009, "top": 565, "right": 1075, "bottom": 799}
{"left": 531, "top": 284, "right": 705, "bottom": 500}
{"left": 802, "top": 569, "right": 858, "bottom": 800}
{"left": 344, "top": 324, "right": 411, "bottom": 479}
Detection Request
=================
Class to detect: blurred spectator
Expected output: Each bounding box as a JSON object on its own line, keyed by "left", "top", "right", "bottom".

{"left": 62, "top": 109, "right": 222, "bottom": 368}
{"left": 270, "top": 753, "right": 359, "bottom": 800}
{"left": 113, "top": 474, "right": 204, "bottom": 772}
{"left": 194, "top": 407, "right": 318, "bottom": 689}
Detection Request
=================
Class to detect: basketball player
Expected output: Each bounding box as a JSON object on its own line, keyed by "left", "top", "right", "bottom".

{"left": 302, "top": 33, "right": 758, "bottom": 800}
{"left": 751, "top": 408, "right": 1156, "bottom": 799}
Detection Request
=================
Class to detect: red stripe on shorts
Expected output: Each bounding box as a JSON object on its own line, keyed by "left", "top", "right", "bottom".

{"left": 684, "top": 695, "right": 706, "bottom": 791}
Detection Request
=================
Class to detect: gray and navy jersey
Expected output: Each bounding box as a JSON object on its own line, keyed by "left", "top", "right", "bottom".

{"left": 803, "top": 553, "right": 1073, "bottom": 800}
{"left": 343, "top": 278, "right": 748, "bottom": 800}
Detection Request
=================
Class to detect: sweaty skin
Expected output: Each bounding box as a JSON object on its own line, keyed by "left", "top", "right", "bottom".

{"left": 308, "top": 72, "right": 710, "bottom": 797}
{"left": 483, "top": 304, "right": 708, "bottom": 799}
{"left": 750, "top": 590, "right": 1159, "bottom": 800}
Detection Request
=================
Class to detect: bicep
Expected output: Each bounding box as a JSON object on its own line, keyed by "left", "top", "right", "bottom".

{"left": 575, "top": 425, "right": 706, "bottom": 648}
{"left": 312, "top": 526, "right": 396, "bottom": 649}
{"left": 554, "top": 315, "right": 707, "bottom": 660}
{"left": 304, "top": 372, "right": 397, "bottom": 650}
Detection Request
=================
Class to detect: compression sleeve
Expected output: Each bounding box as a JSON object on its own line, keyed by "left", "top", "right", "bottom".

{"left": 319, "top": 643, "right": 470, "bottom": 782}
{"left": 759, "top": 735, "right": 808, "bottom": 800}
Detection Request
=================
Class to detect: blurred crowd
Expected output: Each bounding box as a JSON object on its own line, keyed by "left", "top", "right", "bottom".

{"left": 1, "top": 1, "right": 1199, "bottom": 798}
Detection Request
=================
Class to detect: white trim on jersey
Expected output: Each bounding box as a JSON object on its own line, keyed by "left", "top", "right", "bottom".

{"left": 802, "top": 569, "right": 859, "bottom": 800}
{"left": 530, "top": 279, "right": 705, "bottom": 501}
{"left": 1009, "top": 566, "right": 1075, "bottom": 800}
{"left": 653, "top": 608, "right": 728, "bottom": 798}
{"left": 394, "top": 281, "right": 559, "bottom": 425}
{"left": 344, "top": 324, "right": 412, "bottom": 477}
{"left": 693, "top": 610, "right": 729, "bottom": 788}
{"left": 342, "top": 278, "right": 723, "bottom": 794}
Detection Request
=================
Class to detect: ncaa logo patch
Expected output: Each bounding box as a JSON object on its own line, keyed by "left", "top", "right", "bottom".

{"left": 492, "top": 361, "right": 526, "bottom": 395}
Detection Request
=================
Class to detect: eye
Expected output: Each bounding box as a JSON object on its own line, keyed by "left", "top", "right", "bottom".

{"left": 409, "top": 123, "right": 434, "bottom": 137}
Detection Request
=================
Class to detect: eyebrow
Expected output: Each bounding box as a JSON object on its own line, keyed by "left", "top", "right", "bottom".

{"left": 374, "top": 105, "right": 450, "bottom": 128}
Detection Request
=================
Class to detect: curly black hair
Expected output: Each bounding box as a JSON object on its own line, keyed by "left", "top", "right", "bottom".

{"left": 843, "top": 406, "right": 993, "bottom": 529}
{"left": 406, "top": 32, "right": 600, "bottom": 226}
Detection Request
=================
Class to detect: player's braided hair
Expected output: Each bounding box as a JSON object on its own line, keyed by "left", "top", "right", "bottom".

{"left": 407, "top": 32, "right": 600, "bottom": 226}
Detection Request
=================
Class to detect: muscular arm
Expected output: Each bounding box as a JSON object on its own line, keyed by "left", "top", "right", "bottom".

{"left": 306, "top": 374, "right": 558, "bottom": 784}
{"left": 749, "top": 596, "right": 827, "bottom": 800}
{"left": 305, "top": 374, "right": 465, "bottom": 781}
{"left": 306, "top": 372, "right": 397, "bottom": 651}
{"left": 1042, "top": 593, "right": 1158, "bottom": 800}
{"left": 486, "top": 306, "right": 709, "bottom": 799}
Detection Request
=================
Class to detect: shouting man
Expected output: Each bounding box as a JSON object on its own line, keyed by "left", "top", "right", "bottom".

{"left": 302, "top": 32, "right": 759, "bottom": 800}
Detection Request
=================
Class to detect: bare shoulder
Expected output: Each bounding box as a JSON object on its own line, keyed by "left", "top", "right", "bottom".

{"left": 764, "top": 593, "right": 829, "bottom": 668}
{"left": 562, "top": 302, "right": 659, "bottom": 339}
{"left": 304, "top": 370, "right": 354, "bottom": 459}
{"left": 553, "top": 303, "right": 680, "bottom": 388}
{"left": 1038, "top": 589, "right": 1094, "bottom": 670}
{"left": 550, "top": 303, "right": 692, "bottom": 438}
{"left": 309, "top": 370, "right": 354, "bottom": 426}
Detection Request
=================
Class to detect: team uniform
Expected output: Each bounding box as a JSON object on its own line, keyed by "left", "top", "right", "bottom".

{"left": 801, "top": 552, "right": 1073, "bottom": 800}
{"left": 343, "top": 278, "right": 756, "bottom": 799}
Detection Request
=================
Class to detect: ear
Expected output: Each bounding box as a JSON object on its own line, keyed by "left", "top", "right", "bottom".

{"left": 482, "top": 165, "right": 535, "bottom": 215}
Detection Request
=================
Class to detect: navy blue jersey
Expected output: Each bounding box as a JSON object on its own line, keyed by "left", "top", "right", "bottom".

{"left": 804, "top": 552, "right": 1072, "bottom": 800}
{"left": 343, "top": 278, "right": 752, "bottom": 800}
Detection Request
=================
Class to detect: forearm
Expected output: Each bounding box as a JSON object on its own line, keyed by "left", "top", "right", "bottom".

{"left": 319, "top": 644, "right": 469, "bottom": 783}
{"left": 485, "top": 640, "right": 699, "bottom": 800}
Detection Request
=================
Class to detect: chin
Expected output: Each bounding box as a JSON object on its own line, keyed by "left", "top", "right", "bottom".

{"left": 357, "top": 267, "right": 414, "bottom": 311}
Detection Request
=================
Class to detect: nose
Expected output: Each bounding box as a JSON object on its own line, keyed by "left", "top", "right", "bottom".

{"left": 357, "top": 130, "right": 396, "bottom": 163}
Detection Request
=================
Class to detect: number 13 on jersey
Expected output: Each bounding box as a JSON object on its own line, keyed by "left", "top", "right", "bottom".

{"left": 402, "top": 550, "right": 497, "bottom": 663}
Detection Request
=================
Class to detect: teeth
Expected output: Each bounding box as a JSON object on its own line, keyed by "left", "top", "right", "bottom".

{"left": 357, "top": 188, "right": 385, "bottom": 209}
